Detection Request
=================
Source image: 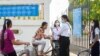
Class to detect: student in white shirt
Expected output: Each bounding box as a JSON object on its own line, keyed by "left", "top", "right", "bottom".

{"left": 90, "top": 20, "right": 99, "bottom": 56}
{"left": 51, "top": 20, "right": 61, "bottom": 52}
{"left": 59, "top": 15, "right": 72, "bottom": 56}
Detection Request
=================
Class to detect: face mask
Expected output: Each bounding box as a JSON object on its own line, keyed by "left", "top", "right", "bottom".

{"left": 61, "top": 19, "right": 65, "bottom": 23}
{"left": 56, "top": 23, "right": 60, "bottom": 26}
{"left": 91, "top": 23, "right": 94, "bottom": 26}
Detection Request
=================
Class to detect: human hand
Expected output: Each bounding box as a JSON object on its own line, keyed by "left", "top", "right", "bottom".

{"left": 24, "top": 42, "right": 30, "bottom": 45}
{"left": 16, "top": 39, "right": 20, "bottom": 42}
{"left": 48, "top": 35, "right": 53, "bottom": 39}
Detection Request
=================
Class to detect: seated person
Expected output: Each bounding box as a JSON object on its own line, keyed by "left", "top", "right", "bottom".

{"left": 32, "top": 22, "right": 51, "bottom": 55}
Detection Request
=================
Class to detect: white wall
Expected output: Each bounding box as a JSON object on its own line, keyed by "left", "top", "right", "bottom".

{"left": 50, "top": 0, "right": 69, "bottom": 26}
{"left": 0, "top": 0, "right": 51, "bottom": 25}
{"left": 0, "top": 0, "right": 51, "bottom": 52}
{"left": 0, "top": 23, "right": 51, "bottom": 52}
{"left": 13, "top": 26, "right": 51, "bottom": 52}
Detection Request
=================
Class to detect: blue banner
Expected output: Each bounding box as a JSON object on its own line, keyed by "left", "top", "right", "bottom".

{"left": 0, "top": 5, "right": 39, "bottom": 17}
{"left": 73, "top": 8, "right": 82, "bottom": 37}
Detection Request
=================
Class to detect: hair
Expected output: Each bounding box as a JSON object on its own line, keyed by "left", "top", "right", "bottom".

{"left": 61, "top": 15, "right": 70, "bottom": 22}
{"left": 41, "top": 22, "right": 48, "bottom": 28}
{"left": 54, "top": 20, "right": 60, "bottom": 27}
{"left": 93, "top": 20, "right": 99, "bottom": 29}
{"left": 0, "top": 19, "right": 12, "bottom": 50}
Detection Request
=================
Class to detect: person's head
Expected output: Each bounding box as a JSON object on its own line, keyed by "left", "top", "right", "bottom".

{"left": 93, "top": 19, "right": 99, "bottom": 29}
{"left": 6, "top": 19, "right": 12, "bottom": 28}
{"left": 0, "top": 19, "right": 12, "bottom": 49}
{"left": 61, "top": 15, "right": 69, "bottom": 23}
{"left": 41, "top": 22, "right": 48, "bottom": 30}
{"left": 91, "top": 21, "right": 94, "bottom": 26}
{"left": 54, "top": 20, "right": 60, "bottom": 27}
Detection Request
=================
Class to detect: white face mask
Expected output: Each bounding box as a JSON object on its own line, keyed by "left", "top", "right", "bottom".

{"left": 91, "top": 23, "right": 94, "bottom": 26}
{"left": 61, "top": 19, "right": 65, "bottom": 23}
{"left": 56, "top": 23, "right": 60, "bottom": 26}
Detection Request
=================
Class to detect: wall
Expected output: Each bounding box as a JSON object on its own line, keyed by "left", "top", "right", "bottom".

{"left": 0, "top": 0, "right": 51, "bottom": 52}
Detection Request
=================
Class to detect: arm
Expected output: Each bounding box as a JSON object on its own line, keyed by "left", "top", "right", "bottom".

{"left": 58, "top": 24, "right": 67, "bottom": 35}
{"left": 44, "top": 34, "right": 52, "bottom": 39}
{"left": 44, "top": 30, "right": 52, "bottom": 39}
{"left": 51, "top": 32, "right": 54, "bottom": 40}
{"left": 12, "top": 39, "right": 29, "bottom": 45}
{"left": 90, "top": 34, "right": 99, "bottom": 48}
{"left": 58, "top": 23, "right": 72, "bottom": 36}
{"left": 90, "top": 28, "right": 99, "bottom": 48}
{"left": 9, "top": 30, "right": 30, "bottom": 45}
{"left": 50, "top": 28, "right": 55, "bottom": 40}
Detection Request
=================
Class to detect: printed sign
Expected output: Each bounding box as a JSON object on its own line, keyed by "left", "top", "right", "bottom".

{"left": 73, "top": 8, "right": 82, "bottom": 37}
{"left": 0, "top": 5, "right": 39, "bottom": 17}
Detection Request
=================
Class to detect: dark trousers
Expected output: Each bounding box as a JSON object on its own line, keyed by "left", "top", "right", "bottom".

{"left": 4, "top": 51, "right": 17, "bottom": 56}
{"left": 52, "top": 40, "right": 59, "bottom": 56}
{"left": 59, "top": 36, "right": 70, "bottom": 56}
{"left": 53, "top": 40, "right": 59, "bottom": 48}
{"left": 91, "top": 41, "right": 99, "bottom": 56}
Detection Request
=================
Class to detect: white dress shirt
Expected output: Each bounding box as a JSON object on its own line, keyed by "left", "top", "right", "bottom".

{"left": 59, "top": 22, "right": 72, "bottom": 37}
{"left": 52, "top": 27, "right": 61, "bottom": 40}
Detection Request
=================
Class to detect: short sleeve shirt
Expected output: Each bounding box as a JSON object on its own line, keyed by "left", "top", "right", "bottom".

{"left": 60, "top": 22, "right": 72, "bottom": 37}
{"left": 95, "top": 28, "right": 100, "bottom": 42}
{"left": 95, "top": 28, "right": 99, "bottom": 35}
{"left": 52, "top": 27, "right": 61, "bottom": 40}
{"left": 2, "top": 28, "right": 15, "bottom": 53}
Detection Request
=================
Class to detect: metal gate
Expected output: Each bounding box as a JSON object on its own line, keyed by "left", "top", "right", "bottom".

{"left": 68, "top": 0, "right": 91, "bottom": 55}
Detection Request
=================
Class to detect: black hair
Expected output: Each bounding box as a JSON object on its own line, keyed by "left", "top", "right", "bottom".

{"left": 54, "top": 20, "right": 60, "bottom": 27}
{"left": 41, "top": 22, "right": 48, "bottom": 28}
{"left": 93, "top": 20, "right": 99, "bottom": 29}
{"left": 92, "top": 20, "right": 99, "bottom": 39}
{"left": 61, "top": 15, "right": 70, "bottom": 22}
{"left": 0, "top": 19, "right": 12, "bottom": 50}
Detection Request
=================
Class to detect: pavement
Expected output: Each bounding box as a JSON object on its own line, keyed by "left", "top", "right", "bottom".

{"left": 70, "top": 52, "right": 77, "bottom": 56}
